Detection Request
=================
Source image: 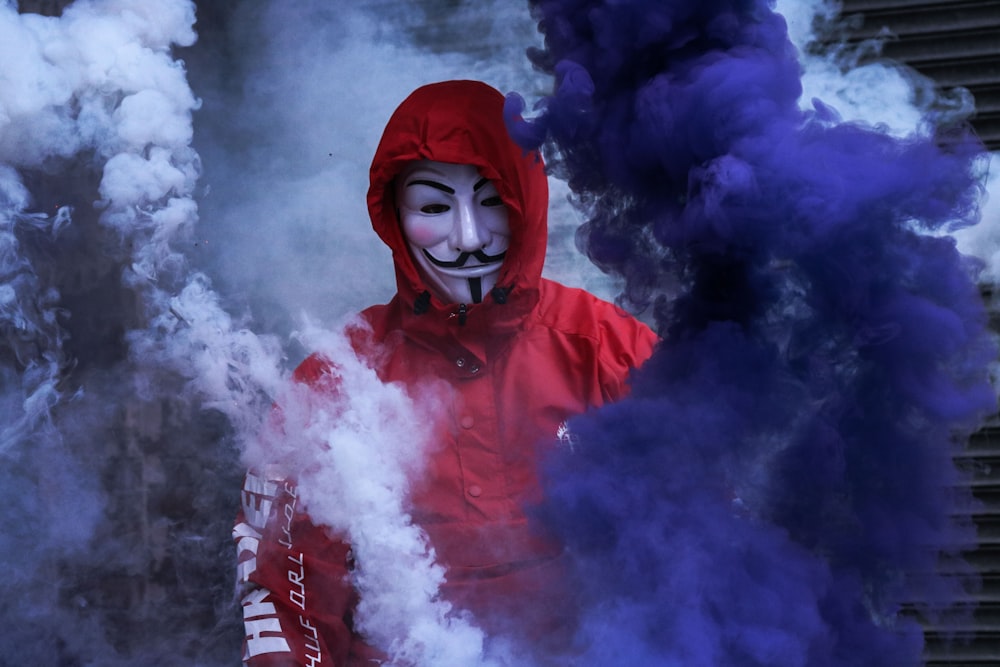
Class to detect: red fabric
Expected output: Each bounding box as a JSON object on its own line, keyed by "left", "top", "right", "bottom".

{"left": 236, "top": 80, "right": 657, "bottom": 666}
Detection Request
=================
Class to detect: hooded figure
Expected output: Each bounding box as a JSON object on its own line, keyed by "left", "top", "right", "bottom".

{"left": 236, "top": 80, "right": 657, "bottom": 666}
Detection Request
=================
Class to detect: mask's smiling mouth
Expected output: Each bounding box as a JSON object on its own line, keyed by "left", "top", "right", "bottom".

{"left": 423, "top": 248, "right": 507, "bottom": 269}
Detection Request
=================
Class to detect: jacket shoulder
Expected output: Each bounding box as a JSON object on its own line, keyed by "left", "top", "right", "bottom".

{"left": 535, "top": 279, "right": 658, "bottom": 400}
{"left": 536, "top": 279, "right": 655, "bottom": 343}
{"left": 291, "top": 302, "right": 398, "bottom": 387}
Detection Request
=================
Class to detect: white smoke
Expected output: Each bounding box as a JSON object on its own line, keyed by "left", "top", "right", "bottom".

{"left": 776, "top": 0, "right": 1000, "bottom": 282}
{"left": 1, "top": 0, "right": 551, "bottom": 663}
{"left": 779, "top": 0, "right": 973, "bottom": 132}
{"left": 0, "top": 1, "right": 214, "bottom": 663}
{"left": 954, "top": 155, "right": 1000, "bottom": 282}
{"left": 240, "top": 322, "right": 501, "bottom": 666}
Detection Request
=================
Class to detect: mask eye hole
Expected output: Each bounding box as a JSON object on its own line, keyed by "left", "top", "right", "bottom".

{"left": 421, "top": 204, "right": 450, "bottom": 214}
{"left": 481, "top": 196, "right": 503, "bottom": 208}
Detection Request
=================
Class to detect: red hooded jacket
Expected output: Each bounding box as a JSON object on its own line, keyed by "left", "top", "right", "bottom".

{"left": 235, "top": 80, "right": 657, "bottom": 666}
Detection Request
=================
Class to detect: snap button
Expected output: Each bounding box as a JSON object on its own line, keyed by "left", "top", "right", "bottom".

{"left": 455, "top": 357, "right": 465, "bottom": 368}
{"left": 469, "top": 364, "right": 481, "bottom": 374}
{"left": 460, "top": 415, "right": 474, "bottom": 429}
{"left": 467, "top": 484, "right": 482, "bottom": 498}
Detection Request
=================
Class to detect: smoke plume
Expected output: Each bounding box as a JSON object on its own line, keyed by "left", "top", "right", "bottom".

{"left": 506, "top": 0, "right": 997, "bottom": 664}
{"left": 0, "top": 0, "right": 552, "bottom": 664}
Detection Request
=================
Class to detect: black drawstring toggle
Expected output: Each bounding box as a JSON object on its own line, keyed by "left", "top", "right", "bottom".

{"left": 491, "top": 286, "right": 510, "bottom": 304}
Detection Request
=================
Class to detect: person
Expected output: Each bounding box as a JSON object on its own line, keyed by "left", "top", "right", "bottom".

{"left": 234, "top": 80, "right": 657, "bottom": 666}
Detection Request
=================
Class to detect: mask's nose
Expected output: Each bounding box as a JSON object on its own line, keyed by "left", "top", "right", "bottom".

{"left": 450, "top": 200, "right": 489, "bottom": 253}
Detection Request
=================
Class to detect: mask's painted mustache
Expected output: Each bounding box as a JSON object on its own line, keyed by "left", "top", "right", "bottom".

{"left": 423, "top": 248, "right": 506, "bottom": 268}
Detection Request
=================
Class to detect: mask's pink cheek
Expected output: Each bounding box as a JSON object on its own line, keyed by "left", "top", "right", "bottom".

{"left": 402, "top": 217, "right": 449, "bottom": 248}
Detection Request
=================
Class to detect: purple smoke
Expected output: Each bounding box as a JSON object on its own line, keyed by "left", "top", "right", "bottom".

{"left": 508, "top": 1, "right": 996, "bottom": 664}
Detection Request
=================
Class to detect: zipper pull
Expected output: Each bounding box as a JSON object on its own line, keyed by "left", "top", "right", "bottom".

{"left": 457, "top": 303, "right": 467, "bottom": 326}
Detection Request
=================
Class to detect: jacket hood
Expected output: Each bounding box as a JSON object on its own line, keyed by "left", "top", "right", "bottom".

{"left": 367, "top": 80, "right": 548, "bottom": 327}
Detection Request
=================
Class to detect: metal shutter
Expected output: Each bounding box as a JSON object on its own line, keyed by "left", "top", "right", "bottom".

{"left": 836, "top": 3, "right": 1000, "bottom": 663}
{"left": 837, "top": 0, "right": 1000, "bottom": 148}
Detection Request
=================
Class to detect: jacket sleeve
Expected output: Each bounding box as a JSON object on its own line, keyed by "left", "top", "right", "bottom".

{"left": 235, "top": 354, "right": 388, "bottom": 666}
{"left": 596, "top": 307, "right": 659, "bottom": 402}
{"left": 235, "top": 469, "right": 357, "bottom": 666}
